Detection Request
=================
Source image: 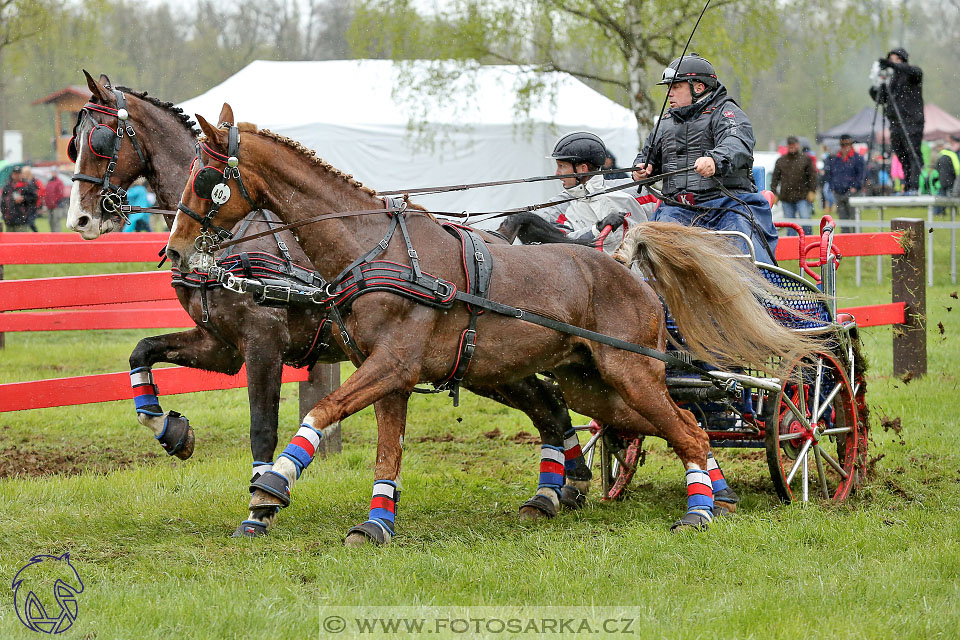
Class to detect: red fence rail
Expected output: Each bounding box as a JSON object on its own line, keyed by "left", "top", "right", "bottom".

{"left": 775, "top": 230, "right": 907, "bottom": 328}
{"left": 0, "top": 232, "right": 312, "bottom": 412}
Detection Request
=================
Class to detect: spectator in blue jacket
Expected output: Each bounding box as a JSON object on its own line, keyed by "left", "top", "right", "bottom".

{"left": 122, "top": 178, "right": 153, "bottom": 232}
{"left": 823, "top": 134, "right": 866, "bottom": 222}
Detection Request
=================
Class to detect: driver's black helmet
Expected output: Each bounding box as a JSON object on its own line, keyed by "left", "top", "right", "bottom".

{"left": 550, "top": 131, "right": 607, "bottom": 169}
{"left": 656, "top": 53, "right": 719, "bottom": 89}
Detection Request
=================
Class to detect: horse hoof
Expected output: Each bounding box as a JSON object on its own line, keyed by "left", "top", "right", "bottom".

{"left": 713, "top": 501, "right": 737, "bottom": 517}
{"left": 670, "top": 511, "right": 711, "bottom": 533}
{"left": 249, "top": 488, "right": 286, "bottom": 510}
{"left": 344, "top": 532, "right": 371, "bottom": 547}
{"left": 559, "top": 485, "right": 587, "bottom": 510}
{"left": 344, "top": 521, "right": 391, "bottom": 546}
{"left": 519, "top": 494, "right": 557, "bottom": 520}
{"left": 231, "top": 520, "right": 268, "bottom": 537}
{"left": 173, "top": 426, "right": 195, "bottom": 460}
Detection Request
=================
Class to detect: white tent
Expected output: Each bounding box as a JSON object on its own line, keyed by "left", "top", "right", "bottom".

{"left": 177, "top": 60, "right": 642, "bottom": 221}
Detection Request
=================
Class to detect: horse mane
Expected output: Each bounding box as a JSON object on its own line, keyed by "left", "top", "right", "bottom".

{"left": 115, "top": 86, "right": 201, "bottom": 136}
{"left": 248, "top": 126, "right": 435, "bottom": 220}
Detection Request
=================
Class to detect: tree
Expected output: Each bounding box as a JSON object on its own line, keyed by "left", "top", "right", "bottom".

{"left": 350, "top": 0, "right": 885, "bottom": 149}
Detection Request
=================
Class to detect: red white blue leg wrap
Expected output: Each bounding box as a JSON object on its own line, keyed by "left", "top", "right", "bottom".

{"left": 538, "top": 445, "right": 565, "bottom": 498}
{"left": 707, "top": 452, "right": 730, "bottom": 494}
{"left": 367, "top": 480, "right": 398, "bottom": 537}
{"left": 130, "top": 367, "right": 162, "bottom": 416}
{"left": 685, "top": 468, "right": 714, "bottom": 522}
{"left": 277, "top": 424, "right": 324, "bottom": 479}
{"left": 563, "top": 431, "right": 584, "bottom": 475}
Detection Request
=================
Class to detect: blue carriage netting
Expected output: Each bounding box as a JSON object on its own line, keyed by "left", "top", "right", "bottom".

{"left": 757, "top": 267, "right": 832, "bottom": 330}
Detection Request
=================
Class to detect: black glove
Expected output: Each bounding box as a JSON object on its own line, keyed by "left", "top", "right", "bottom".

{"left": 878, "top": 57, "right": 893, "bottom": 69}
{"left": 596, "top": 211, "right": 628, "bottom": 233}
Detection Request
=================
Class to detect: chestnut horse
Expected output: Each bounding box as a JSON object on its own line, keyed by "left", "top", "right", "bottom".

{"left": 65, "top": 75, "right": 588, "bottom": 536}
{"left": 166, "top": 106, "right": 821, "bottom": 544}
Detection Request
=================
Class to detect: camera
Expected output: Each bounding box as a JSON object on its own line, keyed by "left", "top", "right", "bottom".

{"left": 870, "top": 60, "right": 893, "bottom": 87}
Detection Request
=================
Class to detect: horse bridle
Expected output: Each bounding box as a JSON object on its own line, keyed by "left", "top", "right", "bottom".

{"left": 69, "top": 89, "right": 147, "bottom": 222}
{"left": 177, "top": 124, "right": 260, "bottom": 256}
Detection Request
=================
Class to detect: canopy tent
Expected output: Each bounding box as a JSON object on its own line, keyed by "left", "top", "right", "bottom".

{"left": 177, "top": 60, "right": 642, "bottom": 221}
{"left": 818, "top": 104, "right": 960, "bottom": 148}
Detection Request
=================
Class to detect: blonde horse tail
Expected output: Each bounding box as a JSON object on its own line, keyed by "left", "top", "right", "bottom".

{"left": 614, "top": 222, "right": 826, "bottom": 374}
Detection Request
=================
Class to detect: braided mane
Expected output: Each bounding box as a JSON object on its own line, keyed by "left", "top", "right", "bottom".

{"left": 198, "top": 123, "right": 433, "bottom": 217}
{"left": 255, "top": 127, "right": 379, "bottom": 196}
{"left": 115, "top": 86, "right": 200, "bottom": 136}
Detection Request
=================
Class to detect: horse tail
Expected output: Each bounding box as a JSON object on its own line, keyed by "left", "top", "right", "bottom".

{"left": 614, "top": 222, "right": 826, "bottom": 374}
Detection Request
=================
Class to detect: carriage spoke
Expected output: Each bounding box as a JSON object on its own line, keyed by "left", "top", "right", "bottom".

{"left": 811, "top": 359, "right": 823, "bottom": 428}
{"left": 820, "top": 426, "right": 852, "bottom": 436}
{"left": 780, "top": 395, "right": 811, "bottom": 429}
{"left": 580, "top": 431, "right": 602, "bottom": 455}
{"left": 779, "top": 432, "right": 804, "bottom": 441}
{"left": 813, "top": 444, "right": 830, "bottom": 499}
{"left": 817, "top": 445, "right": 848, "bottom": 479}
{"left": 813, "top": 382, "right": 842, "bottom": 424}
{"left": 786, "top": 439, "right": 813, "bottom": 484}
{"left": 801, "top": 449, "right": 809, "bottom": 502}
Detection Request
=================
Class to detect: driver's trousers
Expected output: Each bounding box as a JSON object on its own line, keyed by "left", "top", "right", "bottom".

{"left": 651, "top": 191, "right": 779, "bottom": 264}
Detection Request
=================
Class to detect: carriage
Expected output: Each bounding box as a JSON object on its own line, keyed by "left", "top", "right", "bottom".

{"left": 583, "top": 216, "right": 868, "bottom": 504}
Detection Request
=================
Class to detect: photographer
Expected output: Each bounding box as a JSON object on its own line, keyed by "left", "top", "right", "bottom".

{"left": 869, "top": 48, "right": 924, "bottom": 194}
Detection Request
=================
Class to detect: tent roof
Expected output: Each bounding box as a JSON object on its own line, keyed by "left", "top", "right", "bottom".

{"left": 923, "top": 103, "right": 960, "bottom": 139}
{"left": 177, "top": 59, "right": 637, "bottom": 129}
{"left": 817, "top": 107, "right": 889, "bottom": 144}
{"left": 818, "top": 104, "right": 960, "bottom": 144}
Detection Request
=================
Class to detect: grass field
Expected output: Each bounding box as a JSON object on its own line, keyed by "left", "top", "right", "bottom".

{"left": 1, "top": 211, "right": 959, "bottom": 639}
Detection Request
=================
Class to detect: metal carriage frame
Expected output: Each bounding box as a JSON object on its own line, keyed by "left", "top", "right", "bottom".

{"left": 580, "top": 216, "right": 869, "bottom": 504}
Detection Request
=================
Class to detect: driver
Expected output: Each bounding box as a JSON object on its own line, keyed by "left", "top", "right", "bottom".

{"left": 632, "top": 54, "right": 778, "bottom": 263}
{"left": 535, "top": 131, "right": 657, "bottom": 253}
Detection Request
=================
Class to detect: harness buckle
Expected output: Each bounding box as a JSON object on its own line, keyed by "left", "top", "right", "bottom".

{"left": 106, "top": 160, "right": 117, "bottom": 174}
{"left": 435, "top": 281, "right": 453, "bottom": 298}
{"left": 408, "top": 249, "right": 419, "bottom": 259}
{"left": 277, "top": 240, "right": 289, "bottom": 252}
{"left": 261, "top": 285, "right": 291, "bottom": 303}
{"left": 462, "top": 329, "right": 477, "bottom": 356}
{"left": 126, "top": 125, "right": 136, "bottom": 137}
{"left": 378, "top": 239, "right": 389, "bottom": 251}
{"left": 119, "top": 204, "right": 132, "bottom": 213}
{"left": 475, "top": 251, "right": 485, "bottom": 263}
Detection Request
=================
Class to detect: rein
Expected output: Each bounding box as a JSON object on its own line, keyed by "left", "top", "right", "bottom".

{"left": 208, "top": 166, "right": 695, "bottom": 251}
{"left": 378, "top": 165, "right": 646, "bottom": 196}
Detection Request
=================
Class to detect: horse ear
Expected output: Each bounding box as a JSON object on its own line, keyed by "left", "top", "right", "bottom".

{"left": 99, "top": 73, "right": 113, "bottom": 89}
{"left": 196, "top": 113, "right": 226, "bottom": 147}
{"left": 83, "top": 70, "right": 112, "bottom": 103}
{"left": 218, "top": 103, "right": 234, "bottom": 127}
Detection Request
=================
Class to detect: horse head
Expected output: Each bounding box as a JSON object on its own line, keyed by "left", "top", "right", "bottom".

{"left": 167, "top": 104, "right": 264, "bottom": 272}
{"left": 66, "top": 71, "right": 154, "bottom": 238}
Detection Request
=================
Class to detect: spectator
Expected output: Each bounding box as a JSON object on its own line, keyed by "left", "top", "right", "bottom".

{"left": 44, "top": 173, "right": 69, "bottom": 232}
{"left": 1, "top": 167, "right": 39, "bottom": 232}
{"left": 869, "top": 48, "right": 924, "bottom": 194}
{"left": 936, "top": 135, "right": 960, "bottom": 198}
{"left": 771, "top": 136, "right": 817, "bottom": 235}
{"left": 122, "top": 178, "right": 153, "bottom": 232}
{"left": 603, "top": 151, "right": 628, "bottom": 180}
{"left": 19, "top": 166, "right": 43, "bottom": 232}
{"left": 823, "top": 134, "right": 866, "bottom": 222}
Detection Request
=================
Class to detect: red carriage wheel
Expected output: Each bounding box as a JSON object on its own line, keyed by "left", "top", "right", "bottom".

{"left": 576, "top": 421, "right": 644, "bottom": 501}
{"left": 764, "top": 346, "right": 867, "bottom": 503}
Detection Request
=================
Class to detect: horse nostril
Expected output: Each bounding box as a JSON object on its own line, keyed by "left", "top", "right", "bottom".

{"left": 166, "top": 248, "right": 181, "bottom": 268}
{"left": 77, "top": 215, "right": 91, "bottom": 229}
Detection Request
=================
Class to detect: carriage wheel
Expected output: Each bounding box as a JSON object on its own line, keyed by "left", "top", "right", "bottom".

{"left": 577, "top": 421, "right": 642, "bottom": 501}
{"left": 764, "top": 349, "right": 865, "bottom": 503}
